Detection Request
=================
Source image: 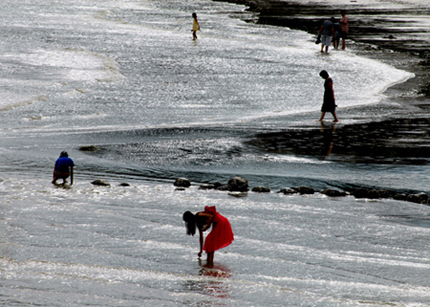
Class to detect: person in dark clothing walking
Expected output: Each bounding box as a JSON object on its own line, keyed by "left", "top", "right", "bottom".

{"left": 318, "top": 70, "right": 338, "bottom": 122}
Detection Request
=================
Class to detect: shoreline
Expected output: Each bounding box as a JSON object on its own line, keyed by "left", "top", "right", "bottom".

{"left": 217, "top": 0, "right": 430, "bottom": 164}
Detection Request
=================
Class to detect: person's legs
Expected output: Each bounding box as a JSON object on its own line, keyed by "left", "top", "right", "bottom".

{"left": 321, "top": 36, "right": 326, "bottom": 52}
{"left": 52, "top": 172, "right": 70, "bottom": 184}
{"left": 321, "top": 36, "right": 331, "bottom": 52}
{"left": 340, "top": 31, "right": 347, "bottom": 50}
{"left": 332, "top": 112, "right": 339, "bottom": 122}
{"left": 52, "top": 171, "right": 59, "bottom": 184}
{"left": 319, "top": 112, "right": 326, "bottom": 121}
{"left": 207, "top": 252, "right": 214, "bottom": 265}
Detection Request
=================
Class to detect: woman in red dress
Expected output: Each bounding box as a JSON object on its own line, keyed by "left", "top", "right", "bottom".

{"left": 183, "top": 206, "right": 234, "bottom": 264}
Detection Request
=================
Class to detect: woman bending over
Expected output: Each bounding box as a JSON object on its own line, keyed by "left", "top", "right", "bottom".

{"left": 183, "top": 206, "right": 234, "bottom": 265}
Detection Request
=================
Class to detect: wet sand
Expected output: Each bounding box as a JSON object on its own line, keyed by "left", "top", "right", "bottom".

{"left": 246, "top": 118, "right": 430, "bottom": 165}
{"left": 219, "top": 0, "right": 430, "bottom": 164}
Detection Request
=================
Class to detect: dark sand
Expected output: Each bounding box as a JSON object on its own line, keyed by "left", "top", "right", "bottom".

{"left": 218, "top": 0, "right": 430, "bottom": 164}
{"left": 246, "top": 119, "right": 430, "bottom": 165}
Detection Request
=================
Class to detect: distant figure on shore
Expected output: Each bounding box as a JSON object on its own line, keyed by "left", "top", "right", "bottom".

{"left": 318, "top": 17, "right": 336, "bottom": 53}
{"left": 192, "top": 12, "right": 200, "bottom": 40}
{"left": 183, "top": 206, "right": 234, "bottom": 266}
{"left": 319, "top": 70, "right": 338, "bottom": 122}
{"left": 332, "top": 18, "right": 341, "bottom": 49}
{"left": 340, "top": 10, "right": 349, "bottom": 50}
{"left": 52, "top": 151, "right": 74, "bottom": 185}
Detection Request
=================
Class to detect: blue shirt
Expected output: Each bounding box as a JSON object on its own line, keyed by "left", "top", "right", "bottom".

{"left": 55, "top": 157, "right": 74, "bottom": 173}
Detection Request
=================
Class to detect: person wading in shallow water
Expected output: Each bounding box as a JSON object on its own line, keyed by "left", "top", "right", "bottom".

{"left": 340, "top": 10, "right": 349, "bottom": 50}
{"left": 191, "top": 12, "right": 200, "bottom": 40}
{"left": 319, "top": 70, "right": 339, "bottom": 122}
{"left": 183, "top": 206, "right": 234, "bottom": 266}
{"left": 52, "top": 151, "right": 74, "bottom": 185}
{"left": 318, "top": 17, "right": 336, "bottom": 53}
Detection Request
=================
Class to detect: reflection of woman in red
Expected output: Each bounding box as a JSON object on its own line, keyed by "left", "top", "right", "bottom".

{"left": 183, "top": 206, "right": 234, "bottom": 265}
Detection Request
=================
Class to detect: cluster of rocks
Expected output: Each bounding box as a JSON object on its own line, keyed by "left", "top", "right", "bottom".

{"left": 175, "top": 176, "right": 251, "bottom": 192}
{"left": 349, "top": 188, "right": 429, "bottom": 204}
{"left": 173, "top": 176, "right": 430, "bottom": 205}
{"left": 88, "top": 176, "right": 429, "bottom": 206}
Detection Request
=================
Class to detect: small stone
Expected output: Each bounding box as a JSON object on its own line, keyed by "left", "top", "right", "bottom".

{"left": 407, "top": 194, "right": 421, "bottom": 203}
{"left": 278, "top": 188, "right": 297, "bottom": 195}
{"left": 297, "top": 186, "right": 314, "bottom": 195}
{"left": 228, "top": 177, "right": 249, "bottom": 192}
{"left": 252, "top": 186, "right": 271, "bottom": 193}
{"left": 79, "top": 145, "right": 100, "bottom": 152}
{"left": 378, "top": 190, "right": 390, "bottom": 198}
{"left": 393, "top": 193, "right": 407, "bottom": 201}
{"left": 367, "top": 189, "right": 381, "bottom": 199}
{"left": 417, "top": 192, "right": 429, "bottom": 203}
{"left": 91, "top": 179, "right": 110, "bottom": 186}
{"left": 228, "top": 192, "right": 248, "bottom": 197}
{"left": 215, "top": 184, "right": 229, "bottom": 191}
{"left": 321, "top": 189, "right": 347, "bottom": 197}
{"left": 407, "top": 192, "right": 429, "bottom": 204}
{"left": 174, "top": 178, "right": 191, "bottom": 188}
{"left": 353, "top": 188, "right": 369, "bottom": 199}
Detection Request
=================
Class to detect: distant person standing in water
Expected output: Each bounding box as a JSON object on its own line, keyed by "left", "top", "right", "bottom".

{"left": 318, "top": 17, "right": 336, "bottom": 53}
{"left": 340, "top": 10, "right": 349, "bottom": 50}
{"left": 192, "top": 12, "right": 200, "bottom": 40}
{"left": 52, "top": 151, "right": 74, "bottom": 185}
{"left": 332, "top": 18, "right": 341, "bottom": 49}
{"left": 183, "top": 206, "right": 234, "bottom": 265}
{"left": 319, "top": 70, "right": 338, "bottom": 122}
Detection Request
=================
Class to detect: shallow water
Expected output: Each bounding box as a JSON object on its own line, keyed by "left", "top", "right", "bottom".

{"left": 1, "top": 0, "right": 430, "bottom": 306}
{"left": 2, "top": 176, "right": 430, "bottom": 306}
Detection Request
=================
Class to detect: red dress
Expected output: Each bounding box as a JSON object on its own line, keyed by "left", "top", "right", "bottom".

{"left": 203, "top": 206, "right": 234, "bottom": 253}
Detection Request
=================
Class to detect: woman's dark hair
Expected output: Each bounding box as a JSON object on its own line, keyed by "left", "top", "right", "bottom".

{"left": 192, "top": 12, "right": 197, "bottom": 18}
{"left": 183, "top": 211, "right": 196, "bottom": 236}
{"left": 319, "top": 70, "right": 329, "bottom": 79}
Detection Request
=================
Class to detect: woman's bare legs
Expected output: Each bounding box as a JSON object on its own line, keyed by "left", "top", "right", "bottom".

{"left": 319, "top": 111, "right": 338, "bottom": 122}
{"left": 207, "top": 252, "right": 214, "bottom": 266}
{"left": 332, "top": 111, "right": 339, "bottom": 122}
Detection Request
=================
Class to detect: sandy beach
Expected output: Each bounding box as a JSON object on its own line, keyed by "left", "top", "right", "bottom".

{"left": 218, "top": 0, "right": 430, "bottom": 164}
{"left": 2, "top": 2, "right": 430, "bottom": 305}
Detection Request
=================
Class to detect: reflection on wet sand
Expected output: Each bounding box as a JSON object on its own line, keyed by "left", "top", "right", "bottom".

{"left": 182, "top": 260, "right": 232, "bottom": 301}
{"left": 198, "top": 260, "right": 231, "bottom": 299}
{"left": 320, "top": 121, "right": 337, "bottom": 158}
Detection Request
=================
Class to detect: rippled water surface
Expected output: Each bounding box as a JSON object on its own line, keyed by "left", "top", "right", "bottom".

{"left": 1, "top": 0, "right": 430, "bottom": 306}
